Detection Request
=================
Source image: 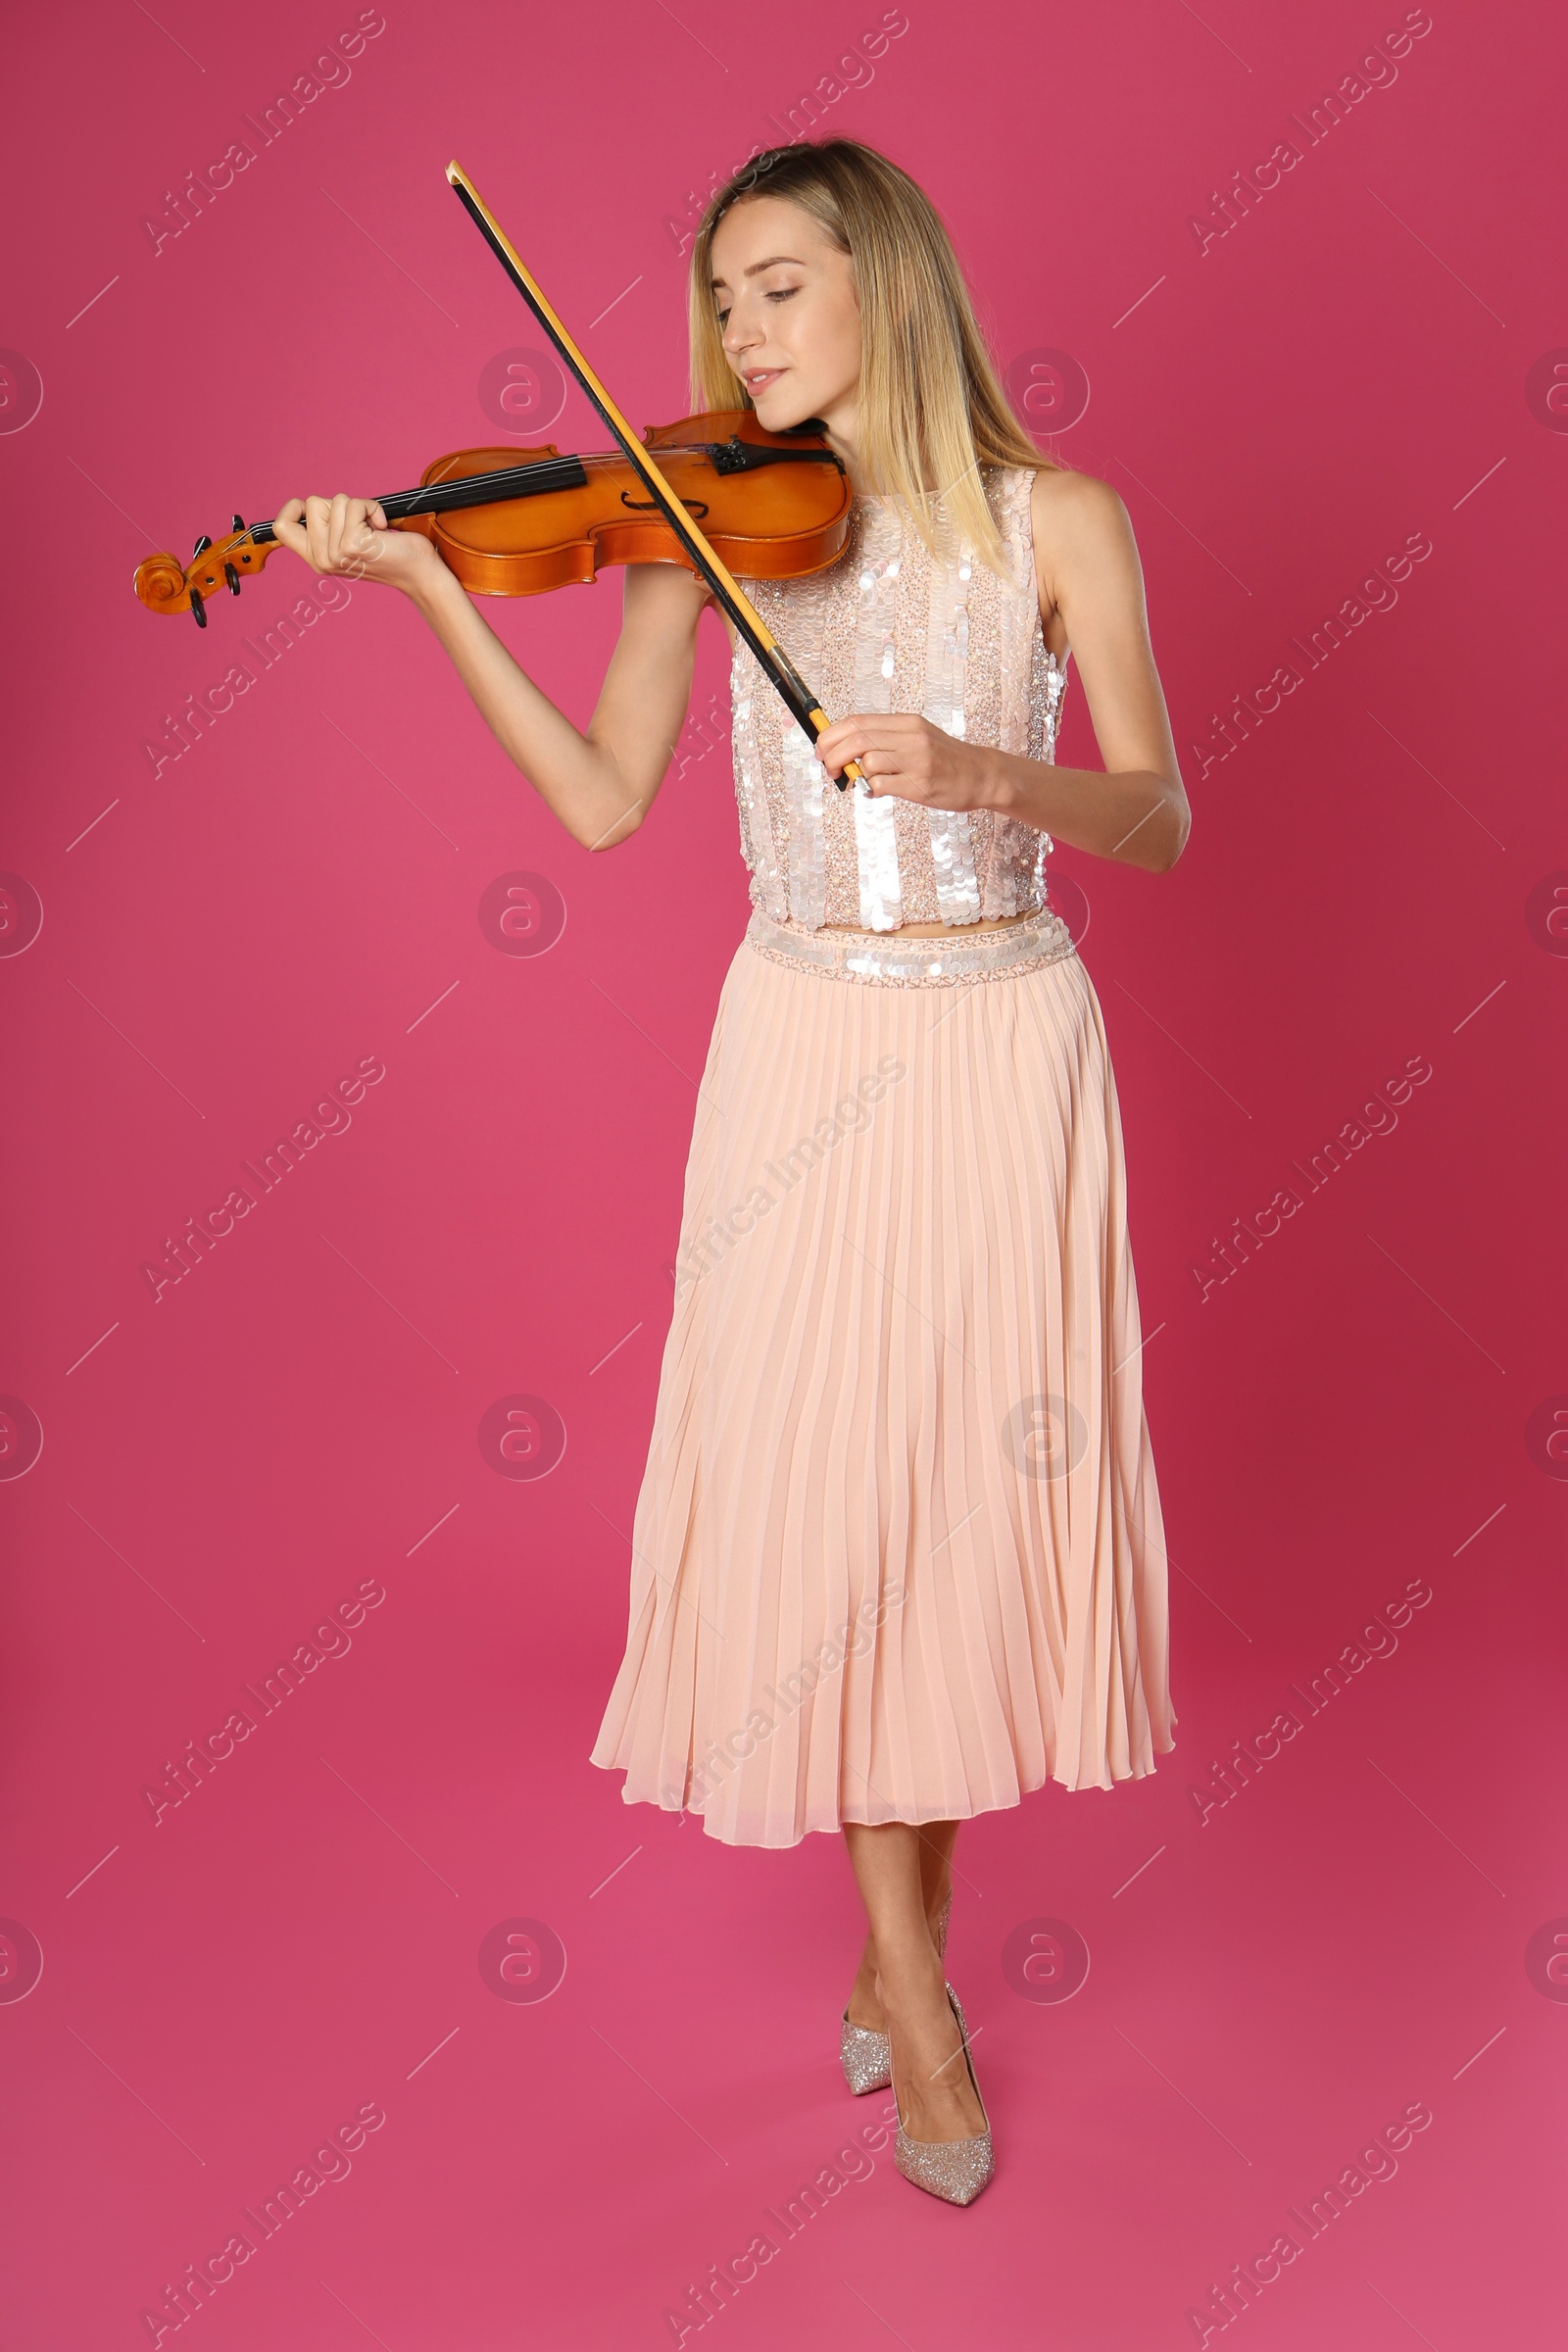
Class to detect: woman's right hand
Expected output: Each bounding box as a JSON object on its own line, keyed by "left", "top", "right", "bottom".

{"left": 270, "top": 494, "right": 443, "bottom": 598}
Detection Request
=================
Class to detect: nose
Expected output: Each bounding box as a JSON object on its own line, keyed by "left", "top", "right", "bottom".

{"left": 721, "top": 304, "right": 760, "bottom": 361}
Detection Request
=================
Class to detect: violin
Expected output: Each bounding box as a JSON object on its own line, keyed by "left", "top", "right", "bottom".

{"left": 131, "top": 158, "right": 868, "bottom": 792}
{"left": 131, "top": 410, "right": 853, "bottom": 625}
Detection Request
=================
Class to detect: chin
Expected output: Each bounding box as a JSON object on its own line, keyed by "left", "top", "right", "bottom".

{"left": 750, "top": 385, "right": 810, "bottom": 432}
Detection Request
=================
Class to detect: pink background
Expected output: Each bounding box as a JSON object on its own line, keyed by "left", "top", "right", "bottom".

{"left": 3, "top": 1, "right": 1564, "bottom": 2344}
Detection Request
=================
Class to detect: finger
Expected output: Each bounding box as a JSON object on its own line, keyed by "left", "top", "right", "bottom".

{"left": 816, "top": 723, "right": 869, "bottom": 768}
{"left": 344, "top": 505, "right": 368, "bottom": 575}
{"left": 360, "top": 503, "right": 390, "bottom": 564}
{"left": 337, "top": 494, "right": 370, "bottom": 571}
{"left": 303, "top": 494, "right": 331, "bottom": 573}
{"left": 327, "top": 492, "right": 353, "bottom": 571}
{"left": 835, "top": 717, "right": 906, "bottom": 760}
{"left": 271, "top": 497, "right": 307, "bottom": 555}
{"left": 352, "top": 499, "right": 389, "bottom": 573}
{"left": 315, "top": 495, "right": 338, "bottom": 572}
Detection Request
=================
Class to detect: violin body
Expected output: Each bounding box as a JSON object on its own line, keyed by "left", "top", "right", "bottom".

{"left": 133, "top": 410, "right": 852, "bottom": 624}
{"left": 405, "top": 412, "right": 854, "bottom": 597}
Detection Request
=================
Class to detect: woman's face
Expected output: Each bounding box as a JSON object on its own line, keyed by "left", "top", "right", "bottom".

{"left": 709, "top": 195, "right": 861, "bottom": 442}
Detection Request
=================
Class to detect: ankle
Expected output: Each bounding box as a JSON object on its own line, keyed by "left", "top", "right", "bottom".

{"left": 873, "top": 1949, "right": 947, "bottom": 2017}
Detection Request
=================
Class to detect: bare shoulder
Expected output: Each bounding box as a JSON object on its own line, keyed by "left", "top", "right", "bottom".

{"left": 1030, "top": 465, "right": 1136, "bottom": 561}
{"left": 1029, "top": 466, "right": 1142, "bottom": 633}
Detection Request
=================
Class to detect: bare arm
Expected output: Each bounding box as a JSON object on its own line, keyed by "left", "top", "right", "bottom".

{"left": 270, "top": 494, "right": 708, "bottom": 852}
{"left": 813, "top": 469, "right": 1192, "bottom": 875}
{"left": 1004, "top": 468, "right": 1190, "bottom": 869}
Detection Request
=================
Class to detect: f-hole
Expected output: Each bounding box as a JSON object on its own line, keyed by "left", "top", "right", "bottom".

{"left": 619, "top": 492, "right": 710, "bottom": 518}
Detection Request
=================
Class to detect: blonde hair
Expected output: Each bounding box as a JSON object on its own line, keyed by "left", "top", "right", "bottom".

{"left": 688, "top": 137, "right": 1061, "bottom": 581}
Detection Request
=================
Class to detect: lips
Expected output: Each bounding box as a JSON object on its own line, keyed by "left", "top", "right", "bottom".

{"left": 744, "top": 368, "right": 785, "bottom": 392}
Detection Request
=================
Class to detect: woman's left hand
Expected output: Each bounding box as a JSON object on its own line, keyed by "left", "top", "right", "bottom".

{"left": 812, "top": 714, "right": 996, "bottom": 811}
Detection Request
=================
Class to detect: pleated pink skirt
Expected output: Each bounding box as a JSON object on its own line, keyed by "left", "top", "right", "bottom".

{"left": 589, "top": 906, "right": 1177, "bottom": 1847}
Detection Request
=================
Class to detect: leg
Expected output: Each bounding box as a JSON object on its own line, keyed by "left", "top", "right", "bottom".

{"left": 843, "top": 1823, "right": 985, "bottom": 2144}
{"left": 845, "top": 1820, "right": 956, "bottom": 2032}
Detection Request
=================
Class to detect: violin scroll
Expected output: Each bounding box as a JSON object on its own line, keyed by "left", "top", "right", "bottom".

{"left": 133, "top": 518, "right": 281, "bottom": 625}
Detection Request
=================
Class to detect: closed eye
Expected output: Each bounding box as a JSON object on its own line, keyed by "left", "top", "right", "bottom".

{"left": 715, "top": 287, "right": 800, "bottom": 328}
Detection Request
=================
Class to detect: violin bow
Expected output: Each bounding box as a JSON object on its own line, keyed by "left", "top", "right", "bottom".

{"left": 445, "top": 160, "right": 865, "bottom": 795}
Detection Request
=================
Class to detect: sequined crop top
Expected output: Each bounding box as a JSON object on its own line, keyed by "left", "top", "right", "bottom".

{"left": 728, "top": 464, "right": 1068, "bottom": 932}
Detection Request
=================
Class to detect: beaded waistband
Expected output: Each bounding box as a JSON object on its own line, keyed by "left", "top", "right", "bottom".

{"left": 744, "top": 906, "right": 1077, "bottom": 987}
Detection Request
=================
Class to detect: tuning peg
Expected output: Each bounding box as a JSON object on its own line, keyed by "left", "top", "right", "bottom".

{"left": 232, "top": 514, "right": 246, "bottom": 533}
{"left": 193, "top": 533, "right": 212, "bottom": 558}
{"left": 224, "top": 564, "right": 241, "bottom": 594}
{"left": 190, "top": 587, "right": 207, "bottom": 628}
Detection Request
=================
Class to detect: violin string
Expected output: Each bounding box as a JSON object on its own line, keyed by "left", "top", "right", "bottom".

{"left": 242, "top": 455, "right": 591, "bottom": 548}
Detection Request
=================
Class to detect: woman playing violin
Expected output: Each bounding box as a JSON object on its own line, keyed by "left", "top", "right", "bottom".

{"left": 272, "top": 135, "right": 1188, "bottom": 2208}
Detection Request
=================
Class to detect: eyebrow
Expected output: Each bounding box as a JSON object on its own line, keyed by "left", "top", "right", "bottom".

{"left": 709, "top": 255, "right": 808, "bottom": 289}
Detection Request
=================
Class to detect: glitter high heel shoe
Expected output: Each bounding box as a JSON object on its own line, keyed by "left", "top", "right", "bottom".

{"left": 839, "top": 1888, "right": 952, "bottom": 2095}
{"left": 891, "top": 1983, "right": 994, "bottom": 2207}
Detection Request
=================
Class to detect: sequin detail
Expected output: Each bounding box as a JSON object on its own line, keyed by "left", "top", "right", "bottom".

{"left": 729, "top": 467, "right": 1068, "bottom": 933}
{"left": 840, "top": 2014, "right": 893, "bottom": 2096}
{"left": 745, "top": 904, "right": 1075, "bottom": 988}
